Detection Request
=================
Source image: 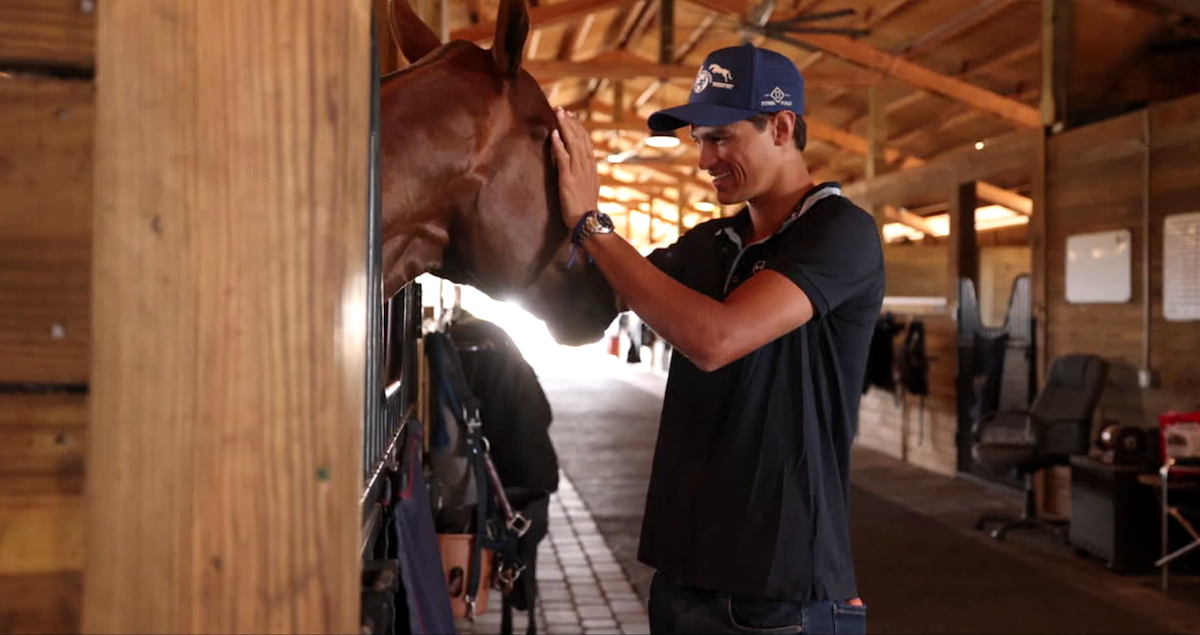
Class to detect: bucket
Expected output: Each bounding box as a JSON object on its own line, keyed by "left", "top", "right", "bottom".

{"left": 438, "top": 533, "right": 493, "bottom": 618}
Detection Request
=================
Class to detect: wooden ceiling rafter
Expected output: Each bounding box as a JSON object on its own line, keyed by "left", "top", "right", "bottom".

{"left": 677, "top": 0, "right": 1041, "bottom": 128}
{"left": 894, "top": 0, "right": 1023, "bottom": 61}
{"left": 792, "top": 0, "right": 925, "bottom": 101}
{"left": 435, "top": 0, "right": 1180, "bottom": 244}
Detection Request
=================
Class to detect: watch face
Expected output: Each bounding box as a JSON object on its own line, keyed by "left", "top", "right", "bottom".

{"left": 592, "top": 212, "right": 614, "bottom": 232}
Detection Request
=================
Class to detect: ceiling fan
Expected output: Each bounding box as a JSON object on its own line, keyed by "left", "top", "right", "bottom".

{"left": 735, "top": 1, "right": 872, "bottom": 51}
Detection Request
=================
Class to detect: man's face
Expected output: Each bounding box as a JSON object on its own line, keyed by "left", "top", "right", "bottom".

{"left": 690, "top": 115, "right": 785, "bottom": 205}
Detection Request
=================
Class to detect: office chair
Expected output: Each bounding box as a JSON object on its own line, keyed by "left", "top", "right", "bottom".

{"left": 972, "top": 354, "right": 1109, "bottom": 542}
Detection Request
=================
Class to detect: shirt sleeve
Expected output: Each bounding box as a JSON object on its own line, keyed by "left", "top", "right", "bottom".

{"left": 764, "top": 202, "right": 883, "bottom": 318}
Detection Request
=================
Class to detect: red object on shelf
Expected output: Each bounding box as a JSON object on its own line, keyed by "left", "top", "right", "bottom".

{"left": 1158, "top": 410, "right": 1200, "bottom": 467}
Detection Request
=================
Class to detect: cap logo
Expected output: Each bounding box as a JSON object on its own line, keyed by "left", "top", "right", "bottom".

{"left": 708, "top": 63, "right": 734, "bottom": 88}
{"left": 692, "top": 66, "right": 711, "bottom": 93}
{"left": 761, "top": 86, "right": 792, "bottom": 107}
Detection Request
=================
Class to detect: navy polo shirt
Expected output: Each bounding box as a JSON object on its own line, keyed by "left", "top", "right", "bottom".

{"left": 638, "top": 182, "right": 885, "bottom": 602}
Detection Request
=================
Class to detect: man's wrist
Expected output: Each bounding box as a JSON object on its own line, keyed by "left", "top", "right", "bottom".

{"left": 570, "top": 210, "right": 615, "bottom": 246}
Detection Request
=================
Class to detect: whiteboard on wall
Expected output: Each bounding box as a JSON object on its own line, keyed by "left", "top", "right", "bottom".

{"left": 1164, "top": 211, "right": 1200, "bottom": 321}
{"left": 1065, "top": 229, "right": 1132, "bottom": 304}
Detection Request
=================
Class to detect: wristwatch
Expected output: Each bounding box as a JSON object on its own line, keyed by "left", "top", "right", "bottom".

{"left": 573, "top": 210, "right": 615, "bottom": 246}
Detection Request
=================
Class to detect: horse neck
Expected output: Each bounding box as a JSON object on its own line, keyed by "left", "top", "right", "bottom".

{"left": 378, "top": 65, "right": 482, "bottom": 298}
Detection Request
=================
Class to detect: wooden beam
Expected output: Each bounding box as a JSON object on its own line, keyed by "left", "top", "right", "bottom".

{"left": 84, "top": 2, "right": 367, "bottom": 632}
{"left": 1031, "top": 127, "right": 1049, "bottom": 377}
{"left": 865, "top": 84, "right": 886, "bottom": 179}
{"left": 841, "top": 129, "right": 1039, "bottom": 208}
{"left": 791, "top": 0, "right": 919, "bottom": 75}
{"left": 838, "top": 40, "right": 1041, "bottom": 136}
{"left": 805, "top": 119, "right": 1031, "bottom": 213}
{"left": 883, "top": 205, "right": 939, "bottom": 235}
{"left": 798, "top": 32, "right": 1042, "bottom": 129}
{"left": 1137, "top": 0, "right": 1200, "bottom": 19}
{"left": 682, "top": 0, "right": 1041, "bottom": 128}
{"left": 634, "top": 10, "right": 721, "bottom": 109}
{"left": 947, "top": 181, "right": 980, "bottom": 305}
{"left": 1041, "top": 0, "right": 1071, "bottom": 126}
{"left": 897, "top": 0, "right": 1021, "bottom": 60}
{"left": 452, "top": 0, "right": 636, "bottom": 44}
{"left": 806, "top": 118, "right": 917, "bottom": 167}
{"left": 528, "top": 58, "right": 875, "bottom": 84}
{"left": 530, "top": 59, "right": 695, "bottom": 80}
{"left": 865, "top": 84, "right": 886, "bottom": 226}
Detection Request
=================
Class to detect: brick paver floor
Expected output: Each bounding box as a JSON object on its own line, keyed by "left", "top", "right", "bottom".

{"left": 453, "top": 468, "right": 651, "bottom": 635}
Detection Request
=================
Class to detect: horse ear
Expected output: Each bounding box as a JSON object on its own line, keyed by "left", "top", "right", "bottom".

{"left": 491, "top": 0, "right": 530, "bottom": 78}
{"left": 389, "top": 0, "right": 442, "bottom": 63}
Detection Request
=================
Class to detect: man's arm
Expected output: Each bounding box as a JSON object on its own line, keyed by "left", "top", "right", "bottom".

{"left": 581, "top": 231, "right": 814, "bottom": 372}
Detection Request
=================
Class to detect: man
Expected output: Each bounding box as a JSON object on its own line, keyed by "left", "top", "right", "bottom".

{"left": 550, "top": 43, "right": 884, "bottom": 634}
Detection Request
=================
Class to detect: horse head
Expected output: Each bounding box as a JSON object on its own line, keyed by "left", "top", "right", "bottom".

{"left": 380, "top": 0, "right": 618, "bottom": 346}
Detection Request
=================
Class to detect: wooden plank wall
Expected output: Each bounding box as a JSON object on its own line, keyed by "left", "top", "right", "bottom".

{"left": 0, "top": 2, "right": 96, "bottom": 633}
{"left": 884, "top": 244, "right": 947, "bottom": 298}
{"left": 81, "top": 2, "right": 370, "bottom": 632}
{"left": 865, "top": 242, "right": 1032, "bottom": 476}
{"left": 1042, "top": 90, "right": 1200, "bottom": 514}
{"left": 857, "top": 315, "right": 959, "bottom": 476}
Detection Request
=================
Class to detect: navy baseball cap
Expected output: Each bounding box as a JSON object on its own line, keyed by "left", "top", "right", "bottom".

{"left": 648, "top": 44, "right": 806, "bottom": 132}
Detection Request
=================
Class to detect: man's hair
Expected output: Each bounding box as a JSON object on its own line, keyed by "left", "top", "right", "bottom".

{"left": 747, "top": 112, "right": 806, "bottom": 151}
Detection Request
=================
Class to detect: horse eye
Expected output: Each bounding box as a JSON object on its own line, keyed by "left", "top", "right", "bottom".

{"left": 529, "top": 125, "right": 550, "bottom": 142}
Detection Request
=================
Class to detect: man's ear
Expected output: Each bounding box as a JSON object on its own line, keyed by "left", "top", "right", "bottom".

{"left": 772, "top": 111, "right": 796, "bottom": 147}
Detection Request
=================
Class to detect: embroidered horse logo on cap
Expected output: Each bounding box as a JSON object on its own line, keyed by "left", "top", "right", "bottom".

{"left": 708, "top": 64, "right": 733, "bottom": 82}
{"left": 707, "top": 63, "right": 734, "bottom": 89}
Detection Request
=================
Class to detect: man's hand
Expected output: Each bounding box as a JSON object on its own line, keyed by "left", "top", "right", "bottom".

{"left": 550, "top": 108, "right": 600, "bottom": 229}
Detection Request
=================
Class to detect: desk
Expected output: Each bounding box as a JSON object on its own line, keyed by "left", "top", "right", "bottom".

{"left": 1137, "top": 464, "right": 1200, "bottom": 591}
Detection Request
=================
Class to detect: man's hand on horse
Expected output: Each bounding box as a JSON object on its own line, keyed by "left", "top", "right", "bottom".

{"left": 551, "top": 108, "right": 600, "bottom": 228}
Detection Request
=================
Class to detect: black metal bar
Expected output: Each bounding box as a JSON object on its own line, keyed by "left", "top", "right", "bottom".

{"left": 764, "top": 24, "right": 871, "bottom": 37}
{"left": 777, "top": 7, "right": 855, "bottom": 24}
{"left": 0, "top": 63, "right": 94, "bottom": 81}
{"left": 0, "top": 383, "right": 88, "bottom": 394}
{"left": 363, "top": 9, "right": 385, "bottom": 485}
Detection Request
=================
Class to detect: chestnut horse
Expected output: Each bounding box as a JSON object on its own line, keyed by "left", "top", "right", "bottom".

{"left": 381, "top": 0, "right": 617, "bottom": 345}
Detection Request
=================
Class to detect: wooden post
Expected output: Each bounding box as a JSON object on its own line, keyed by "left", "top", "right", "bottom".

{"left": 865, "top": 83, "right": 887, "bottom": 229}
{"left": 947, "top": 181, "right": 979, "bottom": 308}
{"left": 676, "top": 181, "right": 687, "bottom": 238}
{"left": 1041, "top": 0, "right": 1071, "bottom": 127}
{"left": 84, "top": 2, "right": 370, "bottom": 633}
{"left": 613, "top": 81, "right": 625, "bottom": 122}
{"left": 1030, "top": 128, "right": 1049, "bottom": 381}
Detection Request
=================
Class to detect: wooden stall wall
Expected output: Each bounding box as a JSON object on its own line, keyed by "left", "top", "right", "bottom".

{"left": 1042, "top": 90, "right": 1200, "bottom": 514}
{"left": 0, "top": 3, "right": 96, "bottom": 633}
{"left": 856, "top": 315, "right": 959, "bottom": 476}
{"left": 863, "top": 240, "right": 1031, "bottom": 476}
{"left": 883, "top": 244, "right": 947, "bottom": 298}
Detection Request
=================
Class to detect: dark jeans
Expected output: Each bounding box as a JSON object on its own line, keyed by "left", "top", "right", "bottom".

{"left": 648, "top": 571, "right": 867, "bottom": 634}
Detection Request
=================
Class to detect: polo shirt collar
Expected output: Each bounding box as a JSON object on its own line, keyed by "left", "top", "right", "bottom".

{"left": 716, "top": 181, "right": 842, "bottom": 250}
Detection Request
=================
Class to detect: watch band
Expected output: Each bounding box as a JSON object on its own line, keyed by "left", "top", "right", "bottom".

{"left": 567, "top": 210, "right": 614, "bottom": 268}
{"left": 571, "top": 210, "right": 614, "bottom": 247}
